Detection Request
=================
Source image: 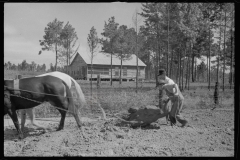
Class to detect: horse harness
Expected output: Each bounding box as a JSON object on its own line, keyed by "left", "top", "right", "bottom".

{"left": 4, "top": 79, "right": 33, "bottom": 101}
{"left": 4, "top": 79, "right": 77, "bottom": 114}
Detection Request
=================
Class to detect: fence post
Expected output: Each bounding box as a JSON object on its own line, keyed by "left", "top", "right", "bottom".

{"left": 14, "top": 74, "right": 22, "bottom": 94}
{"left": 14, "top": 74, "right": 22, "bottom": 116}
{"left": 97, "top": 74, "right": 101, "bottom": 89}
{"left": 214, "top": 82, "right": 219, "bottom": 104}
{"left": 15, "top": 74, "right": 22, "bottom": 79}
{"left": 212, "top": 82, "right": 219, "bottom": 110}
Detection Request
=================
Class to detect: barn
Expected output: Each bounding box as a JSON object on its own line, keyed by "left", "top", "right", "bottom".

{"left": 66, "top": 52, "right": 146, "bottom": 81}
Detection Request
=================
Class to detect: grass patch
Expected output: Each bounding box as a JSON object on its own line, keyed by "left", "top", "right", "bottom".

{"left": 31, "top": 87, "right": 234, "bottom": 118}
{"left": 5, "top": 87, "right": 234, "bottom": 119}
{"left": 4, "top": 70, "right": 234, "bottom": 119}
{"left": 4, "top": 69, "right": 46, "bottom": 79}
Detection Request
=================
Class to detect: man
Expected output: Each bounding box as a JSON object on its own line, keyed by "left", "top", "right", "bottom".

{"left": 157, "top": 69, "right": 188, "bottom": 127}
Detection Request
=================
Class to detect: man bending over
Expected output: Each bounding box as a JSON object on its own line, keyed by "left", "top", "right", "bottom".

{"left": 157, "top": 69, "right": 188, "bottom": 127}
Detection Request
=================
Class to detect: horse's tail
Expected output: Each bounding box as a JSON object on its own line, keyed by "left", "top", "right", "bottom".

{"left": 70, "top": 78, "right": 87, "bottom": 107}
{"left": 63, "top": 80, "right": 83, "bottom": 128}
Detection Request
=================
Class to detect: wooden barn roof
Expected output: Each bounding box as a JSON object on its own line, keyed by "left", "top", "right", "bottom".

{"left": 70, "top": 52, "right": 146, "bottom": 67}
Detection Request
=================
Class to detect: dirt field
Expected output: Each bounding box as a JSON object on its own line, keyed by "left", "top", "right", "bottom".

{"left": 4, "top": 106, "right": 234, "bottom": 157}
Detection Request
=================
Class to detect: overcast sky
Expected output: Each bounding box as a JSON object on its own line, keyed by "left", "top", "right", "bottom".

{"left": 4, "top": 3, "right": 143, "bottom": 69}
{"left": 4, "top": 2, "right": 225, "bottom": 72}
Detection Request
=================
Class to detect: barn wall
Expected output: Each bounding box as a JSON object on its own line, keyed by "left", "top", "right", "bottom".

{"left": 68, "top": 54, "right": 87, "bottom": 79}
{"left": 68, "top": 53, "right": 146, "bottom": 80}
{"left": 86, "top": 64, "right": 145, "bottom": 80}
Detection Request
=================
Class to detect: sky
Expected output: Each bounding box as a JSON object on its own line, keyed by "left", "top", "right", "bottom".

{"left": 4, "top": 2, "right": 225, "bottom": 72}
{"left": 4, "top": 3, "right": 143, "bottom": 70}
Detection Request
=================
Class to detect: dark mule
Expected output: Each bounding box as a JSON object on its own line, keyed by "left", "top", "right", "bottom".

{"left": 4, "top": 73, "right": 86, "bottom": 139}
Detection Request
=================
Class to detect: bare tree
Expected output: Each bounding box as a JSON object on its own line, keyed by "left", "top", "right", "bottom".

{"left": 230, "top": 8, "right": 234, "bottom": 89}
{"left": 222, "top": 10, "right": 227, "bottom": 91}
{"left": 39, "top": 18, "right": 64, "bottom": 71}
{"left": 100, "top": 17, "right": 119, "bottom": 86}
{"left": 87, "top": 26, "right": 99, "bottom": 98}
{"left": 217, "top": 10, "right": 222, "bottom": 84}
{"left": 60, "top": 22, "right": 80, "bottom": 74}
{"left": 167, "top": 3, "right": 170, "bottom": 76}
{"left": 132, "top": 9, "right": 142, "bottom": 93}
{"left": 208, "top": 13, "right": 211, "bottom": 91}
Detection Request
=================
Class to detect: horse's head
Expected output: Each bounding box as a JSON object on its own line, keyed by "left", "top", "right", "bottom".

{"left": 4, "top": 79, "right": 14, "bottom": 91}
{"left": 4, "top": 89, "right": 11, "bottom": 107}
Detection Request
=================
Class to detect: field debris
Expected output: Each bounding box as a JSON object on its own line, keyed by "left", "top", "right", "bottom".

{"left": 124, "top": 105, "right": 169, "bottom": 127}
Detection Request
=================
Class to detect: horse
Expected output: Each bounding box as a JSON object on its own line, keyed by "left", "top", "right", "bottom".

{"left": 4, "top": 71, "right": 87, "bottom": 139}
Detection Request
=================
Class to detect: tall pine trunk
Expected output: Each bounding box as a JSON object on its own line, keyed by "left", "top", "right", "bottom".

{"left": 207, "top": 53, "right": 208, "bottom": 83}
{"left": 185, "top": 43, "right": 188, "bottom": 89}
{"left": 90, "top": 55, "right": 93, "bottom": 109}
{"left": 217, "top": 11, "right": 222, "bottom": 84}
{"left": 136, "top": 24, "right": 139, "bottom": 93}
{"left": 185, "top": 57, "right": 188, "bottom": 89}
{"left": 55, "top": 43, "right": 58, "bottom": 71}
{"left": 230, "top": 12, "right": 234, "bottom": 89}
{"left": 66, "top": 40, "right": 68, "bottom": 74}
{"left": 159, "top": 43, "right": 161, "bottom": 69}
{"left": 176, "top": 50, "right": 179, "bottom": 85}
{"left": 155, "top": 53, "right": 158, "bottom": 87}
{"left": 148, "top": 52, "right": 151, "bottom": 80}
{"left": 110, "top": 49, "right": 113, "bottom": 86}
{"left": 120, "top": 54, "right": 122, "bottom": 85}
{"left": 186, "top": 56, "right": 188, "bottom": 89}
{"left": 167, "top": 3, "right": 170, "bottom": 76}
{"left": 188, "top": 42, "right": 192, "bottom": 90}
{"left": 191, "top": 54, "right": 195, "bottom": 82}
{"left": 188, "top": 56, "right": 190, "bottom": 90}
{"left": 170, "top": 48, "right": 173, "bottom": 78}
{"left": 178, "top": 50, "right": 181, "bottom": 89}
{"left": 194, "top": 58, "right": 197, "bottom": 82}
{"left": 182, "top": 54, "right": 184, "bottom": 92}
{"left": 208, "top": 25, "right": 211, "bottom": 90}
{"left": 222, "top": 10, "right": 227, "bottom": 91}
{"left": 155, "top": 31, "right": 159, "bottom": 87}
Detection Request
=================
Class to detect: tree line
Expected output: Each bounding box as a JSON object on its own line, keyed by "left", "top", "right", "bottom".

{"left": 39, "top": 3, "right": 234, "bottom": 91}
{"left": 86, "top": 3, "right": 234, "bottom": 91}
{"left": 137, "top": 3, "right": 234, "bottom": 91}
{"left": 4, "top": 60, "right": 47, "bottom": 72}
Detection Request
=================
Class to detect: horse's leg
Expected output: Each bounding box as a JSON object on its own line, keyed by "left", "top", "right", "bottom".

{"left": 48, "top": 99, "right": 67, "bottom": 131}
{"left": 20, "top": 109, "right": 27, "bottom": 131}
{"left": 56, "top": 109, "right": 67, "bottom": 131}
{"left": 7, "top": 109, "right": 24, "bottom": 139}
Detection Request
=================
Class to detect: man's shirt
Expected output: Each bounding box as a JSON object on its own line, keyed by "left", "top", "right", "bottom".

{"left": 163, "top": 84, "right": 179, "bottom": 96}
{"left": 158, "top": 76, "right": 183, "bottom": 99}
{"left": 165, "top": 76, "right": 175, "bottom": 85}
{"left": 158, "top": 76, "right": 176, "bottom": 95}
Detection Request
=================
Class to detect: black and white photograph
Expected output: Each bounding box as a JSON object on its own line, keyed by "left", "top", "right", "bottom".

{"left": 4, "top": 2, "right": 235, "bottom": 157}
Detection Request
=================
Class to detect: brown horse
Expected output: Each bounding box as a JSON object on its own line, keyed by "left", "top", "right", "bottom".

{"left": 4, "top": 72, "right": 86, "bottom": 139}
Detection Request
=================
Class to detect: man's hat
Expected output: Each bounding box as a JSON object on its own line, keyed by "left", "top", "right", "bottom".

{"left": 158, "top": 69, "right": 166, "bottom": 76}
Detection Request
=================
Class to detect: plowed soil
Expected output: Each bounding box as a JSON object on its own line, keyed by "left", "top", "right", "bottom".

{"left": 4, "top": 107, "right": 234, "bottom": 157}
